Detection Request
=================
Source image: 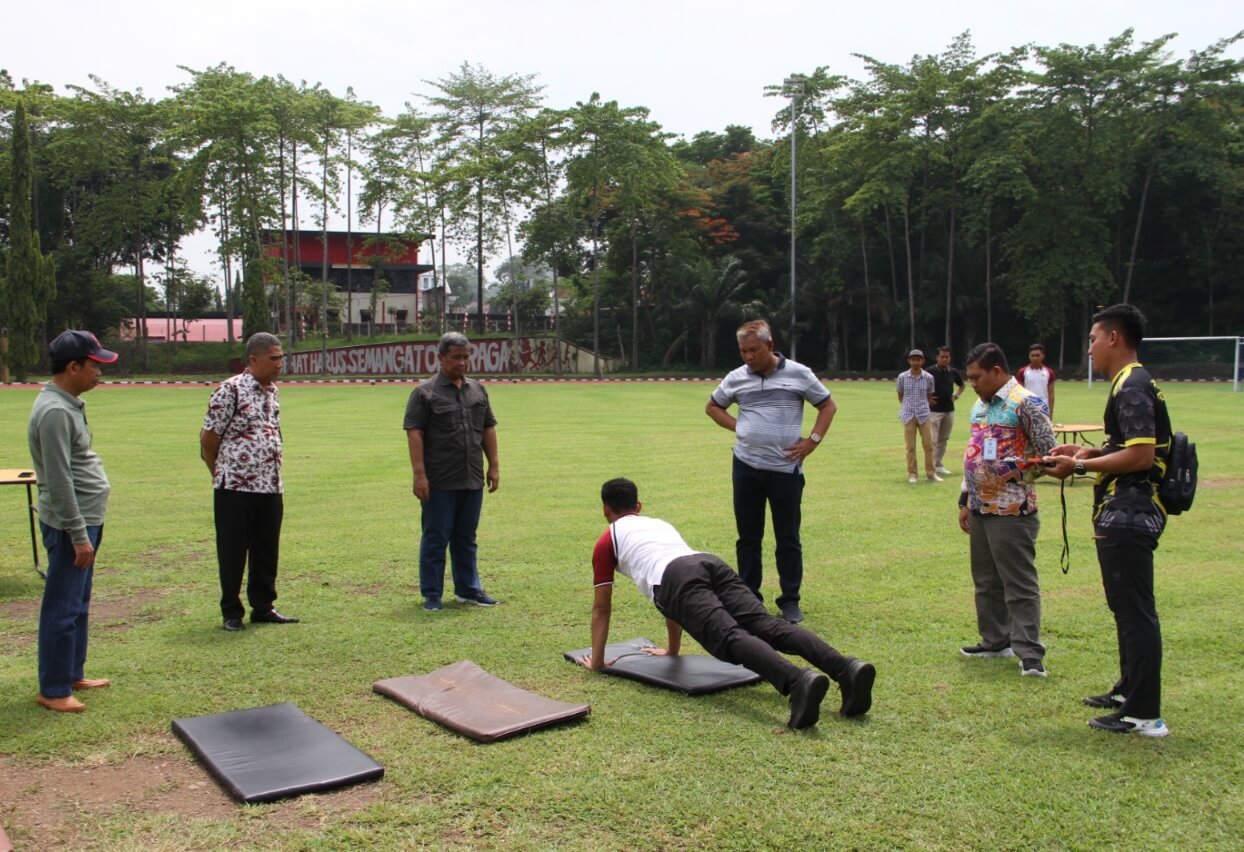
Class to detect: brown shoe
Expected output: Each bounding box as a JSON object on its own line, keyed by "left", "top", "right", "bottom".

{"left": 73, "top": 677, "right": 111, "bottom": 689}
{"left": 37, "top": 694, "right": 86, "bottom": 713}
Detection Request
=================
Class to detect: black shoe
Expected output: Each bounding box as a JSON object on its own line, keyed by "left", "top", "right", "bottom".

{"left": 839, "top": 658, "right": 876, "bottom": 717}
{"left": 1020, "top": 658, "right": 1048, "bottom": 678}
{"left": 251, "top": 608, "right": 300, "bottom": 624}
{"left": 778, "top": 601, "right": 804, "bottom": 624}
{"left": 1083, "top": 692, "right": 1125, "bottom": 709}
{"left": 223, "top": 617, "right": 245, "bottom": 632}
{"left": 787, "top": 669, "right": 830, "bottom": 729}
{"left": 959, "top": 641, "right": 1014, "bottom": 658}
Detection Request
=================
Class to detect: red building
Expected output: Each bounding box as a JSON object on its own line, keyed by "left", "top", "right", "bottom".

{"left": 261, "top": 230, "right": 438, "bottom": 333}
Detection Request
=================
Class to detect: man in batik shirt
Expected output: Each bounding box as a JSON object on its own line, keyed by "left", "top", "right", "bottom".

{"left": 956, "top": 343, "right": 1056, "bottom": 677}
{"left": 200, "top": 333, "right": 298, "bottom": 632}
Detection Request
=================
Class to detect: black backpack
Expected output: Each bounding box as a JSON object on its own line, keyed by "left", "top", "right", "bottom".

{"left": 1159, "top": 431, "right": 1198, "bottom": 515}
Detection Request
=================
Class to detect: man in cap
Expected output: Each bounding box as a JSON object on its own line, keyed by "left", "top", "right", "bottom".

{"left": 897, "top": 349, "right": 941, "bottom": 484}
{"left": 28, "top": 330, "right": 117, "bottom": 712}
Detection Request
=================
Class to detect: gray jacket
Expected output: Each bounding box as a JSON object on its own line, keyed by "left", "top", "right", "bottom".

{"left": 28, "top": 383, "right": 110, "bottom": 543}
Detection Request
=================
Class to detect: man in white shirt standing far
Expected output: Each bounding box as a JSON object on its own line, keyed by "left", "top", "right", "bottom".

{"left": 1016, "top": 343, "right": 1056, "bottom": 417}
{"left": 897, "top": 349, "right": 941, "bottom": 484}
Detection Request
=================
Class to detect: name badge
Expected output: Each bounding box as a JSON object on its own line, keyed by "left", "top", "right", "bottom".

{"left": 983, "top": 437, "right": 998, "bottom": 461}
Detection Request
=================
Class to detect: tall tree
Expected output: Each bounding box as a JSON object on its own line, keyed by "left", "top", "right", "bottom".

{"left": 1, "top": 99, "right": 56, "bottom": 380}
{"left": 425, "top": 62, "right": 543, "bottom": 333}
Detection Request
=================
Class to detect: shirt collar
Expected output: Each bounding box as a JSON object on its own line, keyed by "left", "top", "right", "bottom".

{"left": 43, "top": 382, "right": 85, "bottom": 409}
{"left": 985, "top": 376, "right": 1018, "bottom": 405}
{"left": 748, "top": 353, "right": 786, "bottom": 377}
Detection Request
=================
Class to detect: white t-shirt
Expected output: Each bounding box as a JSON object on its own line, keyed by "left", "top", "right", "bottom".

{"left": 1016, "top": 365, "right": 1055, "bottom": 404}
{"left": 592, "top": 513, "right": 696, "bottom": 602}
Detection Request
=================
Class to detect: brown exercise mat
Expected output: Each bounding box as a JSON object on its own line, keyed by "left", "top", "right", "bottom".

{"left": 374, "top": 661, "right": 591, "bottom": 742}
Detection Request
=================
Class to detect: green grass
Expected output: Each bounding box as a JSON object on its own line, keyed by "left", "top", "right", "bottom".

{"left": 1, "top": 380, "right": 1242, "bottom": 849}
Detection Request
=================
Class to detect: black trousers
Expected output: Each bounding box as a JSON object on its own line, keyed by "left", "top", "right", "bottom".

{"left": 732, "top": 455, "right": 805, "bottom": 607}
{"left": 1096, "top": 526, "right": 1162, "bottom": 719}
{"left": 215, "top": 489, "right": 284, "bottom": 620}
{"left": 654, "top": 553, "right": 850, "bottom": 694}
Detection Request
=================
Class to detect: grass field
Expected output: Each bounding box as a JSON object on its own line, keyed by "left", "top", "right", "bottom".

{"left": 1, "top": 378, "right": 1242, "bottom": 850}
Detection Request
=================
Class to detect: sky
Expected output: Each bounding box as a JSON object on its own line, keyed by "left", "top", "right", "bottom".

{"left": 6, "top": 0, "right": 1241, "bottom": 282}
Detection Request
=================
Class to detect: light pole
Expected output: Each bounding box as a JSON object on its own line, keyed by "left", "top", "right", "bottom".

{"left": 783, "top": 76, "right": 804, "bottom": 360}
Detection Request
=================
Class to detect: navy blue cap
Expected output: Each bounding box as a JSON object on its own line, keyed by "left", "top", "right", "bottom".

{"left": 48, "top": 330, "right": 118, "bottom": 364}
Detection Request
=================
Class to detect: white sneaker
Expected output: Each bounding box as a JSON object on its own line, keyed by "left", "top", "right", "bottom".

{"left": 1089, "top": 713, "right": 1170, "bottom": 737}
{"left": 936, "top": 466, "right": 952, "bottom": 476}
{"left": 908, "top": 475, "right": 918, "bottom": 484}
{"left": 927, "top": 474, "right": 944, "bottom": 483}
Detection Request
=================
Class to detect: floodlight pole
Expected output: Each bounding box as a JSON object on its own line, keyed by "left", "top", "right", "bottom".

{"left": 785, "top": 76, "right": 803, "bottom": 361}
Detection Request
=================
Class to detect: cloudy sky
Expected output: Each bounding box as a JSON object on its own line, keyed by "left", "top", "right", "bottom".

{"left": 6, "top": 0, "right": 1240, "bottom": 279}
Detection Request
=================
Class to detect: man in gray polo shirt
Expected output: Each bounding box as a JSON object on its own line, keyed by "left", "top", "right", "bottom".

{"left": 28, "top": 330, "right": 117, "bottom": 713}
{"left": 405, "top": 332, "right": 501, "bottom": 612}
{"left": 706, "top": 320, "right": 836, "bottom": 624}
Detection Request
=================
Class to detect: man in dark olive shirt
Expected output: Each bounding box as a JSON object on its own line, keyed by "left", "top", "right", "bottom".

{"left": 927, "top": 346, "right": 965, "bottom": 475}
{"left": 1045, "top": 304, "right": 1172, "bottom": 738}
{"left": 404, "top": 332, "right": 501, "bottom": 612}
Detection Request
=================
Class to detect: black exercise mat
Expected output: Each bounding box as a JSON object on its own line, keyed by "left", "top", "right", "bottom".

{"left": 563, "top": 637, "right": 762, "bottom": 695}
{"left": 172, "top": 702, "right": 384, "bottom": 803}
{"left": 374, "top": 660, "right": 590, "bottom": 742}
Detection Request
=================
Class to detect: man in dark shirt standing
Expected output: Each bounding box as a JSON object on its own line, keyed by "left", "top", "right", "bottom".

{"left": 1044, "top": 304, "right": 1172, "bottom": 737}
{"left": 404, "top": 332, "right": 501, "bottom": 612}
{"left": 927, "top": 346, "right": 966, "bottom": 476}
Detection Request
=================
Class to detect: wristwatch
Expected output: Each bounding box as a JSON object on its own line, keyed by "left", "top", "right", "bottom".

{"left": 809, "top": 432, "right": 822, "bottom": 444}
{"left": 1074, "top": 461, "right": 1087, "bottom": 476}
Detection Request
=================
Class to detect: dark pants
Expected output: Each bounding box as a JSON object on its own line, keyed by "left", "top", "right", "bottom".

{"left": 1096, "top": 527, "right": 1162, "bottom": 719}
{"left": 38, "top": 522, "right": 103, "bottom": 698}
{"left": 654, "top": 554, "right": 851, "bottom": 694}
{"left": 419, "top": 488, "right": 484, "bottom": 602}
{"left": 215, "top": 489, "right": 283, "bottom": 620}
{"left": 732, "top": 455, "right": 805, "bottom": 607}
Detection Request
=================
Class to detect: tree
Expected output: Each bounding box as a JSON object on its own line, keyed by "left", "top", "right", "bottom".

{"left": 1, "top": 99, "right": 56, "bottom": 380}
{"left": 560, "top": 94, "right": 684, "bottom": 374}
{"left": 425, "top": 62, "right": 543, "bottom": 333}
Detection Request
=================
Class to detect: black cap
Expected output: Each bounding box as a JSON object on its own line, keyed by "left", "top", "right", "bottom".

{"left": 48, "top": 330, "right": 118, "bottom": 364}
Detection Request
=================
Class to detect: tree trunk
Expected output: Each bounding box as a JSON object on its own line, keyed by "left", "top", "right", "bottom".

{"left": 592, "top": 220, "right": 601, "bottom": 378}
{"left": 631, "top": 220, "right": 640, "bottom": 370}
{"left": 943, "top": 199, "right": 956, "bottom": 347}
{"left": 1122, "top": 160, "right": 1155, "bottom": 305}
{"left": 860, "top": 223, "right": 873, "bottom": 372}
{"left": 290, "top": 141, "right": 300, "bottom": 345}
{"left": 345, "top": 129, "right": 354, "bottom": 341}
{"left": 903, "top": 202, "right": 915, "bottom": 351}
{"left": 279, "top": 135, "right": 291, "bottom": 341}
{"left": 321, "top": 141, "right": 329, "bottom": 372}
{"left": 984, "top": 209, "right": 993, "bottom": 342}
{"left": 883, "top": 201, "right": 898, "bottom": 303}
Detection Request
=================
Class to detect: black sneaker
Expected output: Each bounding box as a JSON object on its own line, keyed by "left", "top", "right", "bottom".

{"left": 1088, "top": 712, "right": 1170, "bottom": 737}
{"left": 960, "top": 641, "right": 1014, "bottom": 658}
{"left": 778, "top": 601, "right": 804, "bottom": 624}
{"left": 223, "top": 617, "right": 245, "bottom": 632}
{"left": 787, "top": 669, "right": 830, "bottom": 729}
{"left": 422, "top": 598, "right": 443, "bottom": 612}
{"left": 1020, "top": 658, "right": 1047, "bottom": 677}
{"left": 1082, "top": 693, "right": 1125, "bottom": 709}
{"left": 455, "top": 591, "right": 500, "bottom": 607}
{"left": 838, "top": 659, "right": 876, "bottom": 717}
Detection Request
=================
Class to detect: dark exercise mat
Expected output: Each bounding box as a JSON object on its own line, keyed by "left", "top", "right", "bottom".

{"left": 563, "top": 637, "right": 762, "bottom": 695}
{"left": 374, "top": 660, "right": 590, "bottom": 742}
{"left": 172, "top": 702, "right": 384, "bottom": 804}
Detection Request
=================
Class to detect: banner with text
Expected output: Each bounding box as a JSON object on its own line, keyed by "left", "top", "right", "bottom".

{"left": 283, "top": 338, "right": 600, "bottom": 376}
